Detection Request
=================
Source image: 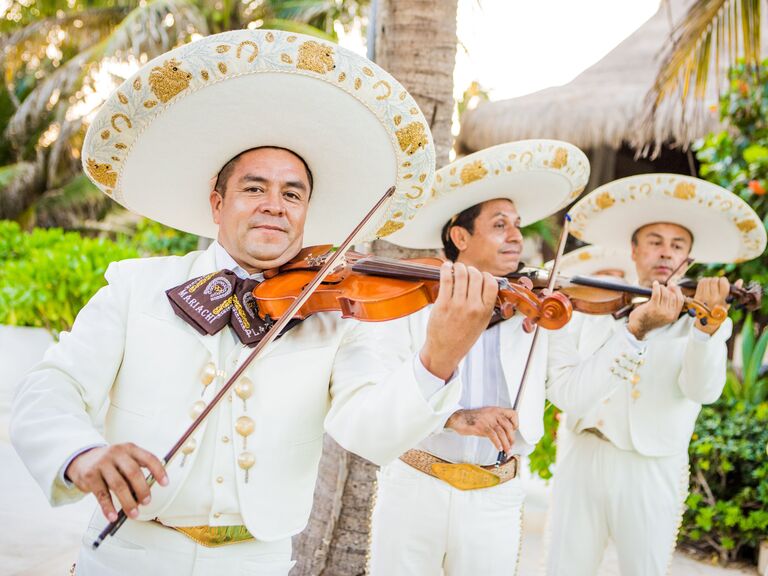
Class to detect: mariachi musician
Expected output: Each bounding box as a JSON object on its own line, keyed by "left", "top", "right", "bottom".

{"left": 368, "top": 140, "right": 590, "bottom": 575}
{"left": 10, "top": 29, "right": 503, "bottom": 576}
{"left": 545, "top": 174, "right": 766, "bottom": 576}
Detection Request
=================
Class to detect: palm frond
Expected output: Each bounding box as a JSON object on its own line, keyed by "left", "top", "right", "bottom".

{"left": 0, "top": 158, "right": 45, "bottom": 219}
{"left": 34, "top": 173, "right": 112, "bottom": 229}
{"left": 1, "top": 8, "right": 127, "bottom": 87}
{"left": 6, "top": 0, "right": 208, "bottom": 142}
{"left": 259, "top": 18, "right": 337, "bottom": 41}
{"left": 644, "top": 0, "right": 762, "bottom": 128}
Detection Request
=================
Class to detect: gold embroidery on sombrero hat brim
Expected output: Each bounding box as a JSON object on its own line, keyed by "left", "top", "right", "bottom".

{"left": 82, "top": 29, "right": 435, "bottom": 243}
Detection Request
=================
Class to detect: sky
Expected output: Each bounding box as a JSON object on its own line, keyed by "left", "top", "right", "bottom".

{"left": 454, "top": 0, "right": 662, "bottom": 101}
{"left": 338, "top": 0, "right": 662, "bottom": 103}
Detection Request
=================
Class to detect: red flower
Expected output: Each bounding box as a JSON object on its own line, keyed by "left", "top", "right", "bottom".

{"left": 748, "top": 180, "right": 766, "bottom": 195}
{"left": 739, "top": 81, "right": 749, "bottom": 96}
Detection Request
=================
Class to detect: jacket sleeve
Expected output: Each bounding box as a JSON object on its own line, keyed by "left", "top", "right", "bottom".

{"left": 324, "top": 315, "right": 463, "bottom": 465}
{"left": 10, "top": 261, "right": 130, "bottom": 506}
{"left": 677, "top": 318, "right": 732, "bottom": 404}
{"left": 546, "top": 315, "right": 646, "bottom": 417}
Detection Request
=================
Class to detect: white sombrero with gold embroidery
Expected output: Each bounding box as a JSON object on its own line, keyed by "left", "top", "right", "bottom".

{"left": 386, "top": 140, "right": 589, "bottom": 249}
{"left": 546, "top": 245, "right": 637, "bottom": 284}
{"left": 569, "top": 174, "right": 766, "bottom": 264}
{"left": 82, "top": 29, "right": 435, "bottom": 245}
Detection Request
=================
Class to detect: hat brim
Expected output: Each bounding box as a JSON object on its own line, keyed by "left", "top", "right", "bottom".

{"left": 548, "top": 245, "right": 637, "bottom": 284}
{"left": 569, "top": 174, "right": 766, "bottom": 264}
{"left": 386, "top": 140, "right": 589, "bottom": 249}
{"left": 83, "top": 30, "right": 435, "bottom": 245}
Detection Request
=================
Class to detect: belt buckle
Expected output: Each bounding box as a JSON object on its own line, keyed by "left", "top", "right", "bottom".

{"left": 431, "top": 462, "right": 500, "bottom": 490}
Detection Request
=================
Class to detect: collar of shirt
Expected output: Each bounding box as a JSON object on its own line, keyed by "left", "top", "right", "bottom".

{"left": 213, "top": 241, "right": 265, "bottom": 282}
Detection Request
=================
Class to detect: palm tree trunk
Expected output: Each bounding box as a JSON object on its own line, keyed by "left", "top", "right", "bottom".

{"left": 375, "top": 0, "right": 458, "bottom": 168}
{"left": 291, "top": 2, "right": 458, "bottom": 574}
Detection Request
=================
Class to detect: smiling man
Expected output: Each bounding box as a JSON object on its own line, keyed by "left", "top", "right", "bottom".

{"left": 545, "top": 174, "right": 766, "bottom": 576}
{"left": 368, "top": 140, "right": 590, "bottom": 576}
{"left": 9, "top": 30, "right": 497, "bottom": 576}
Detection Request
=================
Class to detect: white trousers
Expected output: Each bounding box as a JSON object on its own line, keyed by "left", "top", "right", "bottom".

{"left": 75, "top": 512, "right": 294, "bottom": 576}
{"left": 369, "top": 459, "right": 526, "bottom": 576}
{"left": 545, "top": 432, "right": 689, "bottom": 576}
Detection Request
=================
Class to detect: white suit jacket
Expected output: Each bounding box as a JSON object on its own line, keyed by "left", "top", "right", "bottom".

{"left": 10, "top": 245, "right": 462, "bottom": 540}
{"left": 547, "top": 312, "right": 731, "bottom": 457}
{"left": 404, "top": 306, "right": 548, "bottom": 451}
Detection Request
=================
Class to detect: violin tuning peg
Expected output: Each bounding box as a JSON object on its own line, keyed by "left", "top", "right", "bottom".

{"left": 522, "top": 318, "right": 536, "bottom": 333}
{"left": 687, "top": 308, "right": 697, "bottom": 318}
{"left": 700, "top": 317, "right": 708, "bottom": 326}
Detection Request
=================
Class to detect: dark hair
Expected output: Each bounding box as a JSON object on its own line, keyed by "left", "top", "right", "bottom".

{"left": 631, "top": 223, "right": 694, "bottom": 246}
{"left": 441, "top": 203, "right": 484, "bottom": 261}
{"left": 214, "top": 146, "right": 314, "bottom": 197}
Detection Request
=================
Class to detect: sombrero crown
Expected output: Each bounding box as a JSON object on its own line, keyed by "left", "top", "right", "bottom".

{"left": 82, "top": 29, "right": 435, "bottom": 245}
{"left": 569, "top": 174, "right": 766, "bottom": 264}
{"left": 387, "top": 140, "right": 590, "bottom": 249}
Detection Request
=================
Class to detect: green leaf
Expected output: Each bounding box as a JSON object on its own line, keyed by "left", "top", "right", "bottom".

{"left": 746, "top": 327, "right": 768, "bottom": 401}
{"left": 741, "top": 313, "right": 756, "bottom": 377}
{"left": 258, "top": 18, "right": 337, "bottom": 42}
{"left": 743, "top": 144, "right": 768, "bottom": 163}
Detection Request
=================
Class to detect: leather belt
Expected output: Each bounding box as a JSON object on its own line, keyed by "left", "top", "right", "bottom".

{"left": 399, "top": 449, "right": 519, "bottom": 491}
{"left": 152, "top": 520, "right": 255, "bottom": 547}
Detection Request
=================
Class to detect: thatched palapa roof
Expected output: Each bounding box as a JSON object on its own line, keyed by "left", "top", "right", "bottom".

{"left": 457, "top": 0, "right": 720, "bottom": 155}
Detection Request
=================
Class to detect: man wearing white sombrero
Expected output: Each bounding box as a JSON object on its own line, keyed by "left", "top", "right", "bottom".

{"left": 545, "top": 173, "right": 766, "bottom": 576}
{"left": 10, "top": 30, "right": 502, "bottom": 576}
{"left": 367, "top": 140, "right": 590, "bottom": 575}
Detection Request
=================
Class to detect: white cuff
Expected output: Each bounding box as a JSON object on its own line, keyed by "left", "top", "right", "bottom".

{"left": 622, "top": 326, "right": 648, "bottom": 353}
{"left": 413, "top": 355, "right": 458, "bottom": 399}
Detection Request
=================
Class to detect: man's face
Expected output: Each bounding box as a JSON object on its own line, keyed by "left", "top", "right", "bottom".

{"left": 451, "top": 198, "right": 523, "bottom": 276}
{"left": 210, "top": 148, "right": 310, "bottom": 273}
{"left": 631, "top": 222, "right": 692, "bottom": 286}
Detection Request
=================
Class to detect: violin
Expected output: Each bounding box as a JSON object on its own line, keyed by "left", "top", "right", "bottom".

{"left": 257, "top": 246, "right": 574, "bottom": 332}
{"left": 509, "top": 269, "right": 762, "bottom": 329}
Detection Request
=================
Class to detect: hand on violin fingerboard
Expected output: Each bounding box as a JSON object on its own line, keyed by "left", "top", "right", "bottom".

{"left": 627, "top": 282, "right": 685, "bottom": 340}
{"left": 420, "top": 262, "right": 498, "bottom": 380}
{"left": 693, "top": 277, "right": 737, "bottom": 335}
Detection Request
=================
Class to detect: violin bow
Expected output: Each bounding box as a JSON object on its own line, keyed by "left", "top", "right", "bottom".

{"left": 495, "top": 213, "right": 571, "bottom": 466}
{"left": 92, "top": 186, "right": 396, "bottom": 549}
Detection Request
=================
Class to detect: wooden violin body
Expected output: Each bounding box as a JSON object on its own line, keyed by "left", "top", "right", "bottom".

{"left": 255, "top": 247, "right": 574, "bottom": 331}
{"left": 511, "top": 268, "right": 758, "bottom": 329}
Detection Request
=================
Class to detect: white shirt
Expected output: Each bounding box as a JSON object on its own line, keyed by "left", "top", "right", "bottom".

{"left": 417, "top": 323, "right": 534, "bottom": 466}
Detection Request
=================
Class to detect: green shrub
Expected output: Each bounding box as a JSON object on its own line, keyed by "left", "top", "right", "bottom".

{"left": 683, "top": 400, "right": 768, "bottom": 564}
{"left": 0, "top": 219, "right": 197, "bottom": 335}
{"left": 723, "top": 313, "right": 768, "bottom": 404}
{"left": 528, "top": 401, "right": 559, "bottom": 480}
{"left": 694, "top": 59, "right": 768, "bottom": 320}
{"left": 132, "top": 219, "right": 199, "bottom": 256}
{"left": 0, "top": 223, "right": 138, "bottom": 335}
